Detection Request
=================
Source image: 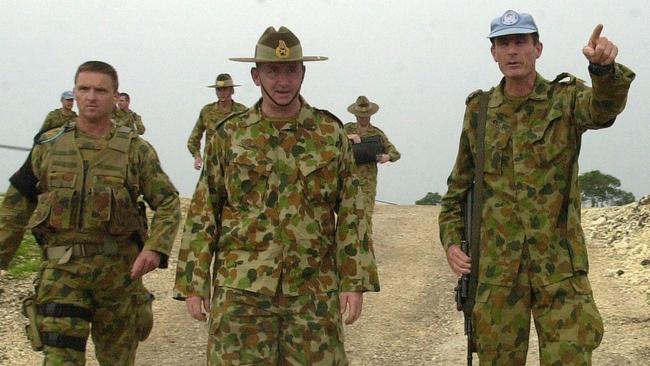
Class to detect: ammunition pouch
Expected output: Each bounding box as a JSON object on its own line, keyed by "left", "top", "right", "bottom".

{"left": 135, "top": 292, "right": 155, "bottom": 341}
{"left": 351, "top": 136, "right": 383, "bottom": 165}
{"left": 21, "top": 294, "right": 43, "bottom": 351}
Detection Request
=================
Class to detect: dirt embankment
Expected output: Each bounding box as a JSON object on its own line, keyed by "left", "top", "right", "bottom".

{"left": 1, "top": 200, "right": 649, "bottom": 365}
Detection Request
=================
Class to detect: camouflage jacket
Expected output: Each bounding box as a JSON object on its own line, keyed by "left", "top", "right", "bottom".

{"left": 113, "top": 108, "right": 146, "bottom": 135}
{"left": 343, "top": 122, "right": 401, "bottom": 189}
{"left": 439, "top": 63, "right": 635, "bottom": 287}
{"left": 0, "top": 124, "right": 181, "bottom": 269}
{"left": 39, "top": 108, "right": 77, "bottom": 133}
{"left": 174, "top": 98, "right": 380, "bottom": 299}
{"left": 186, "top": 101, "right": 247, "bottom": 158}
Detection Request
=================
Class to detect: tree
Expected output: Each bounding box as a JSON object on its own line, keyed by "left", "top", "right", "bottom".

{"left": 578, "top": 170, "right": 635, "bottom": 207}
{"left": 415, "top": 192, "right": 441, "bottom": 205}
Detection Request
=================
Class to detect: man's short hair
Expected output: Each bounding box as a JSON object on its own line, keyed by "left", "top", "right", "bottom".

{"left": 490, "top": 32, "right": 540, "bottom": 46}
{"left": 74, "top": 61, "right": 119, "bottom": 92}
{"left": 119, "top": 92, "right": 130, "bottom": 101}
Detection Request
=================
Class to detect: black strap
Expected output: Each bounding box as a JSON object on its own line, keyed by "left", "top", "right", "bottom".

{"left": 38, "top": 303, "right": 93, "bottom": 322}
{"left": 9, "top": 152, "right": 40, "bottom": 203}
{"left": 41, "top": 332, "right": 87, "bottom": 352}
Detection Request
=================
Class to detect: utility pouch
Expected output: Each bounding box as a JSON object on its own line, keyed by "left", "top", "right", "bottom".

{"left": 136, "top": 292, "right": 154, "bottom": 342}
{"left": 21, "top": 294, "right": 43, "bottom": 351}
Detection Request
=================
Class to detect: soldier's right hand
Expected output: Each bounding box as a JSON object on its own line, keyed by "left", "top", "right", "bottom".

{"left": 347, "top": 134, "right": 361, "bottom": 144}
{"left": 193, "top": 156, "right": 203, "bottom": 171}
{"left": 186, "top": 295, "right": 210, "bottom": 321}
{"left": 446, "top": 245, "right": 471, "bottom": 277}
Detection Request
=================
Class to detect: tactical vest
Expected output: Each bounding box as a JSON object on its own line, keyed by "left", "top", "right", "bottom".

{"left": 28, "top": 126, "right": 147, "bottom": 245}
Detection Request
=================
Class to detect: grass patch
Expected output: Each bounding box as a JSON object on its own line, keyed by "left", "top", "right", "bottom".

{"left": 7, "top": 234, "right": 42, "bottom": 278}
{"left": 0, "top": 194, "right": 41, "bottom": 278}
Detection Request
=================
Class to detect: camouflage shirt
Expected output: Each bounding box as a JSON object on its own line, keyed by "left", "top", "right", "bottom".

{"left": 39, "top": 108, "right": 77, "bottom": 133}
{"left": 0, "top": 124, "right": 181, "bottom": 269}
{"left": 343, "top": 123, "right": 401, "bottom": 191}
{"left": 113, "top": 108, "right": 146, "bottom": 135}
{"left": 186, "top": 101, "right": 248, "bottom": 158}
{"left": 174, "top": 98, "right": 380, "bottom": 299}
{"left": 439, "top": 63, "right": 635, "bottom": 287}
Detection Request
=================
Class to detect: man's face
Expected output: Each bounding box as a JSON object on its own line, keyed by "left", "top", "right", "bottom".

{"left": 117, "top": 95, "right": 130, "bottom": 110}
{"left": 252, "top": 62, "right": 305, "bottom": 107}
{"left": 356, "top": 116, "right": 371, "bottom": 126}
{"left": 74, "top": 71, "right": 117, "bottom": 123}
{"left": 490, "top": 34, "right": 542, "bottom": 81}
{"left": 61, "top": 98, "right": 74, "bottom": 111}
{"left": 216, "top": 87, "right": 234, "bottom": 102}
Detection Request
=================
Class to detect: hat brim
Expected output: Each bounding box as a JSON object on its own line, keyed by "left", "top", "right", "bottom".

{"left": 488, "top": 27, "right": 537, "bottom": 38}
{"left": 206, "top": 84, "right": 241, "bottom": 88}
{"left": 347, "top": 103, "right": 379, "bottom": 117}
{"left": 229, "top": 56, "right": 328, "bottom": 63}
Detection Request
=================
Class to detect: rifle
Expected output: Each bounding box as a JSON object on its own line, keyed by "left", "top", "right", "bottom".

{"left": 455, "top": 187, "right": 478, "bottom": 366}
{"left": 454, "top": 90, "right": 489, "bottom": 365}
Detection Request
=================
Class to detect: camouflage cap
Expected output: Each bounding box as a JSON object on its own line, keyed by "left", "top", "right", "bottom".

{"left": 206, "top": 73, "right": 240, "bottom": 88}
{"left": 230, "top": 26, "right": 328, "bottom": 63}
{"left": 489, "top": 10, "right": 538, "bottom": 38}
{"left": 347, "top": 96, "right": 379, "bottom": 117}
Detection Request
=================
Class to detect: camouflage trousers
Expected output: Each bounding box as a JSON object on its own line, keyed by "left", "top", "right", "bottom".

{"left": 473, "top": 245, "right": 603, "bottom": 365}
{"left": 36, "top": 243, "right": 151, "bottom": 366}
{"left": 207, "top": 287, "right": 347, "bottom": 365}
{"left": 359, "top": 180, "right": 377, "bottom": 235}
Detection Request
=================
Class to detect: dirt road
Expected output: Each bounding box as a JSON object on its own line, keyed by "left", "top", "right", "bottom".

{"left": 1, "top": 204, "right": 648, "bottom": 365}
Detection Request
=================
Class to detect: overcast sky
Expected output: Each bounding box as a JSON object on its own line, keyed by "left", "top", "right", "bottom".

{"left": 1, "top": 0, "right": 648, "bottom": 204}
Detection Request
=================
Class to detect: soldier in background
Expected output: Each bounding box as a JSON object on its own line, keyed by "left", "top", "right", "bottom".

{"left": 116, "top": 92, "right": 146, "bottom": 135}
{"left": 344, "top": 95, "right": 400, "bottom": 233}
{"left": 439, "top": 10, "right": 635, "bottom": 365}
{"left": 174, "top": 26, "right": 379, "bottom": 365}
{"left": 0, "top": 60, "right": 181, "bottom": 365}
{"left": 39, "top": 90, "right": 77, "bottom": 133}
{"left": 186, "top": 73, "right": 247, "bottom": 170}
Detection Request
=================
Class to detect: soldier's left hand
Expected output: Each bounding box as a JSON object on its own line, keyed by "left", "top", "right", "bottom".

{"left": 377, "top": 154, "right": 390, "bottom": 164}
{"left": 340, "top": 291, "right": 363, "bottom": 325}
{"left": 582, "top": 24, "right": 618, "bottom": 65}
{"left": 131, "top": 250, "right": 161, "bottom": 279}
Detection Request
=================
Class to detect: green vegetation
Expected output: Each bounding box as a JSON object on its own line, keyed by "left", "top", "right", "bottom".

{"left": 415, "top": 192, "right": 442, "bottom": 205}
{"left": 0, "top": 194, "right": 41, "bottom": 277}
{"left": 578, "top": 170, "right": 636, "bottom": 207}
{"left": 7, "top": 234, "right": 41, "bottom": 277}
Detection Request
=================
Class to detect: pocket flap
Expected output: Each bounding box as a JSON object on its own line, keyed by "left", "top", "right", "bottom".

{"left": 48, "top": 172, "right": 76, "bottom": 188}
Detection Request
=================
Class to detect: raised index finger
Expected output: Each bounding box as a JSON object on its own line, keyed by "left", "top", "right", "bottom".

{"left": 589, "top": 24, "right": 604, "bottom": 44}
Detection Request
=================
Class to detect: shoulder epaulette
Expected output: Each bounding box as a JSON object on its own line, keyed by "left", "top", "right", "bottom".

{"left": 315, "top": 108, "right": 343, "bottom": 126}
{"left": 465, "top": 89, "right": 484, "bottom": 105}
{"left": 551, "top": 72, "right": 578, "bottom": 85}
{"left": 34, "top": 122, "right": 75, "bottom": 145}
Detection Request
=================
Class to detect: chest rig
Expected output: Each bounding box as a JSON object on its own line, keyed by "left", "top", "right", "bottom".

{"left": 29, "top": 126, "right": 146, "bottom": 245}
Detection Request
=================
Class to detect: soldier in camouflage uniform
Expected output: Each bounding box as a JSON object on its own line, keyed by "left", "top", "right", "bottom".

{"left": 187, "top": 73, "right": 247, "bottom": 170}
{"left": 0, "top": 61, "right": 181, "bottom": 365}
{"left": 116, "top": 92, "right": 146, "bottom": 135}
{"left": 39, "top": 90, "right": 77, "bottom": 133}
{"left": 344, "top": 96, "right": 400, "bottom": 233}
{"left": 174, "top": 26, "right": 379, "bottom": 365}
{"left": 439, "top": 10, "right": 635, "bottom": 365}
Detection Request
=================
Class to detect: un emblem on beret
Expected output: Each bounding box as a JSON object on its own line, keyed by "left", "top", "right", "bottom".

{"left": 275, "top": 40, "right": 290, "bottom": 58}
{"left": 501, "top": 10, "right": 519, "bottom": 25}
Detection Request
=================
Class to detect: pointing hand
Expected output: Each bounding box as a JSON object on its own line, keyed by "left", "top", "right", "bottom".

{"left": 582, "top": 24, "right": 618, "bottom": 65}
